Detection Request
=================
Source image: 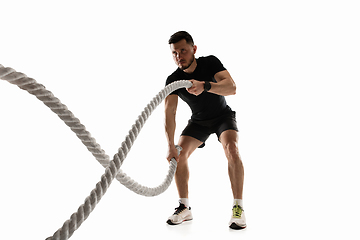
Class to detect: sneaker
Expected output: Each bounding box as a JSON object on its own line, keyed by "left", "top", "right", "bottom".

{"left": 167, "top": 203, "right": 193, "bottom": 225}
{"left": 229, "top": 204, "right": 246, "bottom": 230}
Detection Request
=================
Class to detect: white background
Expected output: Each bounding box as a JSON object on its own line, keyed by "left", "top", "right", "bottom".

{"left": 1, "top": 0, "right": 359, "bottom": 239}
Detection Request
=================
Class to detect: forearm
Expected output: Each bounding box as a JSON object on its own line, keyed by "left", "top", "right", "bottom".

{"left": 187, "top": 70, "right": 236, "bottom": 97}
{"left": 165, "top": 112, "right": 176, "bottom": 147}
{"left": 164, "top": 94, "right": 178, "bottom": 148}
{"left": 207, "top": 78, "right": 236, "bottom": 96}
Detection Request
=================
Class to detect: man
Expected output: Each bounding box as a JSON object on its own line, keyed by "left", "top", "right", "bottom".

{"left": 164, "top": 31, "right": 246, "bottom": 230}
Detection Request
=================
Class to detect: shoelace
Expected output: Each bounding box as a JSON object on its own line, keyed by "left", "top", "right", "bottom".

{"left": 174, "top": 203, "right": 188, "bottom": 215}
{"left": 232, "top": 205, "right": 244, "bottom": 218}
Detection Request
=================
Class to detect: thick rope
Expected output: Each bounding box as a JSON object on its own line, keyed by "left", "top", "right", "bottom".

{"left": 0, "top": 64, "right": 192, "bottom": 240}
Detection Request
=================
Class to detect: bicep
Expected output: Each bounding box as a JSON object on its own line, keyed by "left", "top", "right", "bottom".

{"left": 214, "top": 70, "right": 235, "bottom": 85}
{"left": 214, "top": 70, "right": 237, "bottom": 95}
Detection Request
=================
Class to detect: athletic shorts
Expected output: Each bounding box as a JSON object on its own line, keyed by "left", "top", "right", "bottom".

{"left": 181, "top": 110, "right": 238, "bottom": 148}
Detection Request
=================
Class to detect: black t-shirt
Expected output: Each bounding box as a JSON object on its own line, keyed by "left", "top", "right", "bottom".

{"left": 165, "top": 55, "right": 231, "bottom": 121}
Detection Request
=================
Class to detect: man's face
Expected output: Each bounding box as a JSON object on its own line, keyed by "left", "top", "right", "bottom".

{"left": 170, "top": 39, "right": 197, "bottom": 71}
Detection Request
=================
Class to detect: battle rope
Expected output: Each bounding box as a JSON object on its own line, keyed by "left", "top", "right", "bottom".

{"left": 0, "top": 64, "right": 192, "bottom": 240}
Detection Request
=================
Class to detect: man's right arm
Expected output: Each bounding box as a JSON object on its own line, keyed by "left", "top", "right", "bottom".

{"left": 164, "top": 94, "right": 179, "bottom": 162}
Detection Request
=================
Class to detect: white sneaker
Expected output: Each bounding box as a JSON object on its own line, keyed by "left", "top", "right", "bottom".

{"left": 229, "top": 204, "right": 246, "bottom": 230}
{"left": 167, "top": 203, "right": 193, "bottom": 225}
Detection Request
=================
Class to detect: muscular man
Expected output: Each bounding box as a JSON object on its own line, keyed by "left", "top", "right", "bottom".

{"left": 164, "top": 31, "right": 246, "bottom": 230}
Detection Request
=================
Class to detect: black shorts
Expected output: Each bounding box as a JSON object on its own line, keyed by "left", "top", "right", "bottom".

{"left": 181, "top": 110, "right": 238, "bottom": 148}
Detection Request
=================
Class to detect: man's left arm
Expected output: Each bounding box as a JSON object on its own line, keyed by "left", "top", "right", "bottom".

{"left": 186, "top": 70, "right": 236, "bottom": 96}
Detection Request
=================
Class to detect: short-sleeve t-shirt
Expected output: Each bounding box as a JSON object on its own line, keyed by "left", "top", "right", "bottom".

{"left": 165, "top": 55, "right": 232, "bottom": 121}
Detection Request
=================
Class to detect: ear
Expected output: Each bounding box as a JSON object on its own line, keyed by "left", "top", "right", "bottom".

{"left": 193, "top": 45, "right": 197, "bottom": 54}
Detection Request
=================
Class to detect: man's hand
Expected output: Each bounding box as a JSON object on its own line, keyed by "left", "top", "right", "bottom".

{"left": 167, "top": 145, "right": 180, "bottom": 162}
{"left": 186, "top": 79, "right": 205, "bottom": 96}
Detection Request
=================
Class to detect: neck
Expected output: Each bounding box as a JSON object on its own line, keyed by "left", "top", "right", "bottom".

{"left": 183, "top": 58, "right": 197, "bottom": 74}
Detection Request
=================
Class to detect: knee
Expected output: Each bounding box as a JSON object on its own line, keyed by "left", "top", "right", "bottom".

{"left": 223, "top": 141, "right": 238, "bottom": 157}
{"left": 177, "top": 150, "right": 190, "bottom": 167}
{"left": 178, "top": 147, "right": 191, "bottom": 161}
{"left": 223, "top": 142, "right": 242, "bottom": 165}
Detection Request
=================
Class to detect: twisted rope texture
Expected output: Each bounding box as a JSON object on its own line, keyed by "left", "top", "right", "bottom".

{"left": 0, "top": 64, "right": 192, "bottom": 240}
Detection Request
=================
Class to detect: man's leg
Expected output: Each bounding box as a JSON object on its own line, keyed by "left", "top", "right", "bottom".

{"left": 167, "top": 135, "right": 202, "bottom": 225}
{"left": 219, "top": 129, "right": 244, "bottom": 199}
{"left": 175, "top": 135, "right": 203, "bottom": 198}
{"left": 219, "top": 129, "right": 246, "bottom": 229}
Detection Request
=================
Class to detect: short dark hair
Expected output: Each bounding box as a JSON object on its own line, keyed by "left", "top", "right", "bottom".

{"left": 168, "top": 31, "right": 194, "bottom": 46}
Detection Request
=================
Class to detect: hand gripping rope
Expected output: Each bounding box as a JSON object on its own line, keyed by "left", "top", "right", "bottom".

{"left": 0, "top": 64, "right": 192, "bottom": 240}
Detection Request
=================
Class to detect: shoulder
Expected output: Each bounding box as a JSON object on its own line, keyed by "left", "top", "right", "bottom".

{"left": 198, "top": 55, "right": 226, "bottom": 75}
{"left": 198, "top": 55, "right": 225, "bottom": 68}
{"left": 198, "top": 55, "right": 221, "bottom": 62}
{"left": 166, "top": 68, "right": 183, "bottom": 85}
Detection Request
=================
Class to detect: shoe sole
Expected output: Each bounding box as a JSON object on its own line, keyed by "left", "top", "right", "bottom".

{"left": 229, "top": 222, "right": 246, "bottom": 230}
{"left": 166, "top": 218, "right": 193, "bottom": 225}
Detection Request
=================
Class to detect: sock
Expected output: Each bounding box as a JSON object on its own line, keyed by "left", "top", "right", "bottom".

{"left": 233, "top": 199, "right": 243, "bottom": 208}
{"left": 180, "top": 198, "right": 190, "bottom": 208}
